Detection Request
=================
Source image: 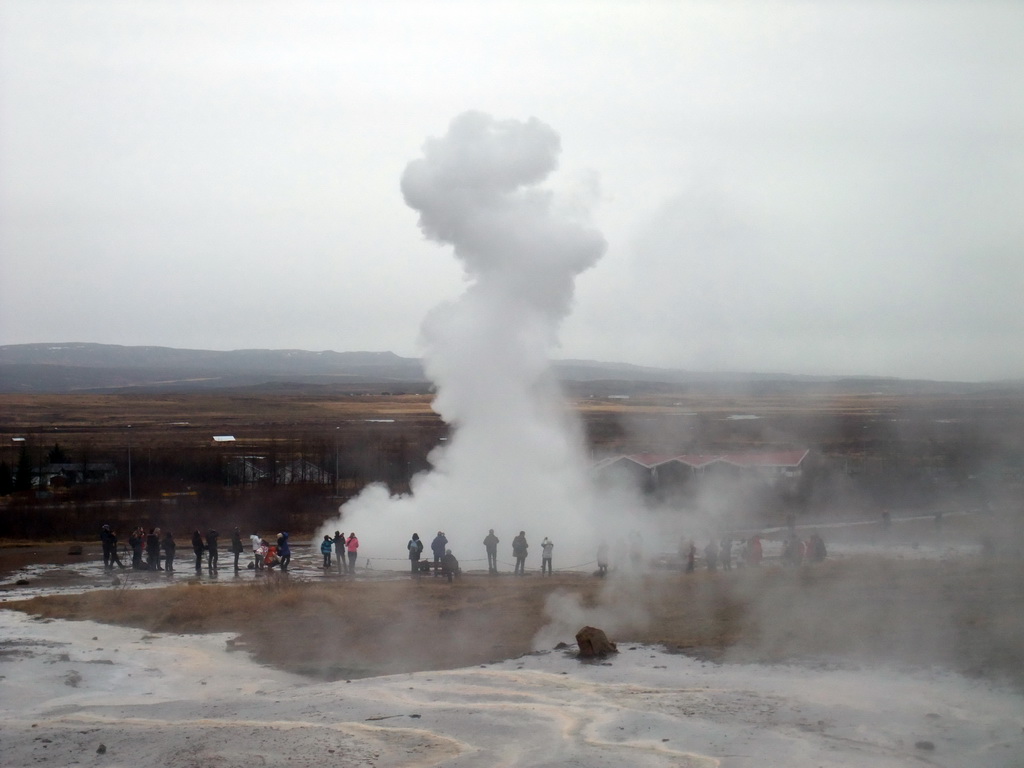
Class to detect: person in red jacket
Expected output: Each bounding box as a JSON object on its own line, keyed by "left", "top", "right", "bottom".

{"left": 346, "top": 532, "right": 359, "bottom": 573}
{"left": 747, "top": 535, "right": 763, "bottom": 567}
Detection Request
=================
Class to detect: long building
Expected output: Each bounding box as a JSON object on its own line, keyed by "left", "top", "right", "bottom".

{"left": 594, "top": 449, "right": 809, "bottom": 496}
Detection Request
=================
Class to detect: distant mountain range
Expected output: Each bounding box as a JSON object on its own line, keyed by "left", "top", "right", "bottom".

{"left": 0, "top": 343, "right": 1017, "bottom": 395}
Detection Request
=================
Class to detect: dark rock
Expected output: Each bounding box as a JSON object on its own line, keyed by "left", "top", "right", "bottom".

{"left": 915, "top": 741, "right": 935, "bottom": 751}
{"left": 67, "top": 545, "right": 83, "bottom": 555}
{"left": 576, "top": 626, "right": 618, "bottom": 658}
{"left": 15, "top": 578, "right": 30, "bottom": 586}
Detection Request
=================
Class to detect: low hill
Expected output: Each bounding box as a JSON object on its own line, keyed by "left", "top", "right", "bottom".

{"left": 0, "top": 342, "right": 1018, "bottom": 395}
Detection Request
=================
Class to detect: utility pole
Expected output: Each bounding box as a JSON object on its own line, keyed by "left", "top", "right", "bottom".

{"left": 127, "top": 425, "right": 133, "bottom": 501}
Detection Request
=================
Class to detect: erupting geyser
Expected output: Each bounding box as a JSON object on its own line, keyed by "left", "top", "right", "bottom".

{"left": 319, "top": 112, "right": 609, "bottom": 566}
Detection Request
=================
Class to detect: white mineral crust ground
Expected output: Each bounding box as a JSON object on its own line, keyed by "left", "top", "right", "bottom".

{"left": 1, "top": 609, "right": 1021, "bottom": 767}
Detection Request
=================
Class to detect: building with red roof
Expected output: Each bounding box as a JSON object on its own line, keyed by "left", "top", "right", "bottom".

{"left": 594, "top": 449, "right": 810, "bottom": 499}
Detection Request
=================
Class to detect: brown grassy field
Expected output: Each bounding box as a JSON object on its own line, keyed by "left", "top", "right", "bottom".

{"left": 5, "top": 387, "right": 1022, "bottom": 453}
{"left": 0, "top": 392, "right": 441, "bottom": 453}
{"left": 7, "top": 556, "right": 1023, "bottom": 689}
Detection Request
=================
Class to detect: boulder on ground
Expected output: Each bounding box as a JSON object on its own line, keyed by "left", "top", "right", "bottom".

{"left": 67, "top": 545, "right": 83, "bottom": 555}
{"left": 576, "top": 626, "right": 618, "bottom": 658}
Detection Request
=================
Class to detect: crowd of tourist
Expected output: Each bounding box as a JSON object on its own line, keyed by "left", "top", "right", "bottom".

{"left": 100, "top": 523, "right": 827, "bottom": 578}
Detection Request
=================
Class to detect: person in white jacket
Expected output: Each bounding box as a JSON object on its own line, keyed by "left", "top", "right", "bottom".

{"left": 250, "top": 533, "right": 264, "bottom": 570}
{"left": 541, "top": 537, "right": 554, "bottom": 576}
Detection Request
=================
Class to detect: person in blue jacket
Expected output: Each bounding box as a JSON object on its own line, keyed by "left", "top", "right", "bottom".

{"left": 320, "top": 535, "right": 333, "bottom": 568}
{"left": 277, "top": 532, "right": 291, "bottom": 571}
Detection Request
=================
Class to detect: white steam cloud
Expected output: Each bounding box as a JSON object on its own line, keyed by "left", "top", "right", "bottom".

{"left": 319, "top": 112, "right": 613, "bottom": 569}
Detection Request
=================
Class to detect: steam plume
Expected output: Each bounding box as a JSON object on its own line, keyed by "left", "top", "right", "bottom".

{"left": 320, "top": 112, "right": 607, "bottom": 567}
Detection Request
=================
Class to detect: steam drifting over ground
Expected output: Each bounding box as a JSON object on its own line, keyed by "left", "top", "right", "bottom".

{"left": 319, "top": 113, "right": 626, "bottom": 567}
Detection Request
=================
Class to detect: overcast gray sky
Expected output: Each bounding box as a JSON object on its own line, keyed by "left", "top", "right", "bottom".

{"left": 2, "top": 1, "right": 1022, "bottom": 382}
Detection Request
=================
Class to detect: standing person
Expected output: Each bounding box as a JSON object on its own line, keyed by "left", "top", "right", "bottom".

{"left": 277, "top": 532, "right": 291, "bottom": 572}
{"left": 100, "top": 525, "right": 116, "bottom": 570}
{"left": 483, "top": 529, "right": 500, "bottom": 574}
{"left": 191, "top": 530, "right": 204, "bottom": 572}
{"left": 250, "top": 533, "right": 263, "bottom": 570}
{"left": 321, "top": 535, "right": 333, "bottom": 568}
{"left": 809, "top": 532, "right": 827, "bottom": 562}
{"left": 629, "top": 531, "right": 644, "bottom": 571}
{"left": 431, "top": 531, "right": 448, "bottom": 575}
{"left": 540, "top": 537, "right": 554, "bottom": 575}
{"left": 685, "top": 540, "right": 697, "bottom": 573}
{"left": 333, "top": 531, "right": 347, "bottom": 574}
{"left": 162, "top": 530, "right": 176, "bottom": 573}
{"left": 408, "top": 532, "right": 423, "bottom": 577}
{"left": 206, "top": 529, "right": 219, "bottom": 572}
{"left": 230, "top": 528, "right": 244, "bottom": 571}
{"left": 108, "top": 527, "right": 126, "bottom": 569}
{"left": 747, "top": 535, "right": 763, "bottom": 567}
{"left": 704, "top": 540, "right": 718, "bottom": 571}
{"left": 128, "top": 527, "right": 144, "bottom": 569}
{"left": 512, "top": 531, "right": 528, "bottom": 575}
{"left": 786, "top": 534, "right": 804, "bottom": 566}
{"left": 346, "top": 532, "right": 359, "bottom": 573}
{"left": 720, "top": 537, "right": 733, "bottom": 571}
{"left": 146, "top": 527, "right": 162, "bottom": 571}
{"left": 596, "top": 540, "right": 609, "bottom": 576}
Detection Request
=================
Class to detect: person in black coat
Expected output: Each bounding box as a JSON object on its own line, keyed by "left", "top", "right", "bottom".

{"left": 191, "top": 530, "right": 205, "bottom": 572}
{"left": 512, "top": 531, "right": 528, "bottom": 575}
{"left": 100, "top": 525, "right": 126, "bottom": 569}
{"left": 206, "top": 529, "right": 219, "bottom": 572}
{"left": 431, "top": 531, "right": 448, "bottom": 573}
{"left": 333, "top": 531, "right": 347, "bottom": 574}
{"left": 100, "top": 525, "right": 115, "bottom": 569}
{"left": 129, "top": 527, "right": 145, "bottom": 569}
{"left": 146, "top": 527, "right": 163, "bottom": 570}
{"left": 441, "top": 549, "right": 460, "bottom": 583}
{"left": 162, "top": 530, "right": 176, "bottom": 572}
{"left": 483, "top": 529, "right": 499, "bottom": 574}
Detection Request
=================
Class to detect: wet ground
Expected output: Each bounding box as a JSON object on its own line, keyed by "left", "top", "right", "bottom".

{"left": 0, "top": 539, "right": 384, "bottom": 603}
